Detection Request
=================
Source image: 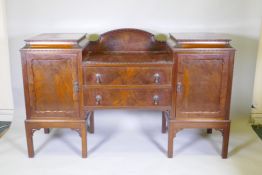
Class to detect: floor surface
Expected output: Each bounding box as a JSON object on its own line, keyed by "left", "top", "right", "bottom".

{"left": 0, "top": 110, "right": 261, "bottom": 175}
{"left": 252, "top": 125, "right": 262, "bottom": 140}
{"left": 0, "top": 121, "right": 11, "bottom": 138}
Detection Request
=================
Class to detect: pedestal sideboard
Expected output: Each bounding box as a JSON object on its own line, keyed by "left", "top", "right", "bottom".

{"left": 21, "top": 29, "right": 235, "bottom": 158}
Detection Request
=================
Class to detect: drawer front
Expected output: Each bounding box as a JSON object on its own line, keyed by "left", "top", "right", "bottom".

{"left": 84, "top": 88, "right": 171, "bottom": 107}
{"left": 83, "top": 67, "right": 172, "bottom": 85}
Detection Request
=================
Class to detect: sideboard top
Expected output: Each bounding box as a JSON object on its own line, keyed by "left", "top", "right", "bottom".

{"left": 170, "top": 33, "right": 233, "bottom": 48}
{"left": 25, "top": 33, "right": 85, "bottom": 42}
{"left": 171, "top": 33, "right": 231, "bottom": 41}
{"left": 22, "top": 31, "right": 234, "bottom": 50}
{"left": 24, "top": 33, "right": 86, "bottom": 48}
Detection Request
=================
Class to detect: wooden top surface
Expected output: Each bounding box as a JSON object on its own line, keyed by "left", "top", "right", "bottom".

{"left": 25, "top": 33, "right": 86, "bottom": 42}
{"left": 170, "top": 33, "right": 231, "bottom": 42}
{"left": 23, "top": 33, "right": 87, "bottom": 49}
{"left": 170, "top": 33, "right": 233, "bottom": 48}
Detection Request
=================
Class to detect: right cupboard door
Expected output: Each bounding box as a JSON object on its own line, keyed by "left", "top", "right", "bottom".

{"left": 175, "top": 52, "right": 230, "bottom": 120}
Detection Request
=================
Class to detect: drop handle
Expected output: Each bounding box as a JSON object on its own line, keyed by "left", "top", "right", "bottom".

{"left": 153, "top": 95, "right": 160, "bottom": 105}
{"left": 96, "top": 73, "right": 102, "bottom": 84}
{"left": 73, "top": 81, "right": 79, "bottom": 92}
{"left": 154, "top": 73, "right": 160, "bottom": 84}
{"left": 95, "top": 95, "right": 102, "bottom": 105}
{"left": 177, "top": 82, "right": 182, "bottom": 93}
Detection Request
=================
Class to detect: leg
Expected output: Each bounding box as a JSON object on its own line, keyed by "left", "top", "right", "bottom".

{"left": 44, "top": 128, "right": 50, "bottom": 134}
{"left": 222, "top": 124, "right": 230, "bottom": 159}
{"left": 25, "top": 123, "right": 34, "bottom": 158}
{"left": 81, "top": 123, "right": 87, "bottom": 158}
{"left": 162, "top": 111, "right": 167, "bottom": 133}
{"left": 89, "top": 111, "right": 94, "bottom": 134}
{"left": 167, "top": 122, "right": 174, "bottom": 158}
{"left": 207, "top": 128, "right": 212, "bottom": 134}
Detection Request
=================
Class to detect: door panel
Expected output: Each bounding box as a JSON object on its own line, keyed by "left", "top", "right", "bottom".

{"left": 176, "top": 53, "right": 229, "bottom": 119}
{"left": 26, "top": 52, "right": 80, "bottom": 119}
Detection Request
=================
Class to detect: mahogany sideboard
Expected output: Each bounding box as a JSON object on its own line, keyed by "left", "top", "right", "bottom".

{"left": 21, "top": 29, "right": 235, "bottom": 158}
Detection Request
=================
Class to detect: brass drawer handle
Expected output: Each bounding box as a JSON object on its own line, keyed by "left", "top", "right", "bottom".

{"left": 95, "top": 95, "right": 102, "bottom": 105}
{"left": 153, "top": 95, "right": 160, "bottom": 105}
{"left": 154, "top": 73, "right": 160, "bottom": 84}
{"left": 96, "top": 73, "right": 102, "bottom": 84}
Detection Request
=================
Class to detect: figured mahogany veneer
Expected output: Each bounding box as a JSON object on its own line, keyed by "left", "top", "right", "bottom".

{"left": 84, "top": 88, "right": 172, "bottom": 108}
{"left": 83, "top": 66, "right": 172, "bottom": 86}
{"left": 21, "top": 29, "right": 235, "bottom": 158}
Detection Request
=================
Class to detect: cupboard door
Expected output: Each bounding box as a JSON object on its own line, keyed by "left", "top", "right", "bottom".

{"left": 26, "top": 52, "right": 80, "bottom": 119}
{"left": 176, "top": 53, "right": 229, "bottom": 119}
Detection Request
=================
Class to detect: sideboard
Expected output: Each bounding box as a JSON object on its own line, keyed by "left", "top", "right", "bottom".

{"left": 21, "top": 28, "right": 235, "bottom": 158}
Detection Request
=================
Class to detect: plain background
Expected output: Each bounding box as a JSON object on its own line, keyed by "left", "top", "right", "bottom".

{"left": 4, "top": 0, "right": 262, "bottom": 119}
{"left": 1, "top": 1, "right": 262, "bottom": 175}
{"left": 0, "top": 0, "right": 13, "bottom": 121}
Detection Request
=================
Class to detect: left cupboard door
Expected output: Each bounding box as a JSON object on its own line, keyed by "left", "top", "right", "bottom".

{"left": 24, "top": 51, "right": 81, "bottom": 119}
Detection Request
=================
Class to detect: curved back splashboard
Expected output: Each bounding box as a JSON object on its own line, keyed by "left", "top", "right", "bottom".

{"left": 85, "top": 28, "right": 169, "bottom": 53}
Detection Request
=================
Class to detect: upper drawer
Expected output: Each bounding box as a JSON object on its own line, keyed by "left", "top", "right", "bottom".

{"left": 83, "top": 67, "right": 172, "bottom": 86}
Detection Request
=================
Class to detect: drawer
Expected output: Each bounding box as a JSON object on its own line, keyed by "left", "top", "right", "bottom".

{"left": 84, "top": 88, "right": 171, "bottom": 107}
{"left": 83, "top": 67, "right": 172, "bottom": 85}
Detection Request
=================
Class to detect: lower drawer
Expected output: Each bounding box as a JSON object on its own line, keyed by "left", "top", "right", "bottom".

{"left": 83, "top": 88, "right": 171, "bottom": 107}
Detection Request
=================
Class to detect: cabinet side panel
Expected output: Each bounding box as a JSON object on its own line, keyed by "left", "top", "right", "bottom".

{"left": 21, "top": 51, "right": 31, "bottom": 119}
